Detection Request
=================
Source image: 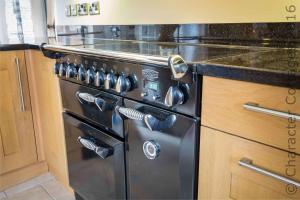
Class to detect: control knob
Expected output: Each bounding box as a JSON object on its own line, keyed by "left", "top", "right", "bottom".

{"left": 58, "top": 63, "right": 66, "bottom": 77}
{"left": 85, "top": 67, "right": 96, "bottom": 84}
{"left": 66, "top": 63, "right": 77, "bottom": 78}
{"left": 77, "top": 64, "right": 86, "bottom": 81}
{"left": 115, "top": 74, "right": 131, "bottom": 93}
{"left": 104, "top": 72, "right": 117, "bottom": 90}
{"left": 53, "top": 62, "right": 60, "bottom": 75}
{"left": 94, "top": 69, "right": 105, "bottom": 87}
{"left": 164, "top": 86, "right": 185, "bottom": 107}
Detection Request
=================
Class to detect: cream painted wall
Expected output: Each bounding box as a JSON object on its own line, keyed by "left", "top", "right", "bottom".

{"left": 55, "top": 0, "right": 300, "bottom": 25}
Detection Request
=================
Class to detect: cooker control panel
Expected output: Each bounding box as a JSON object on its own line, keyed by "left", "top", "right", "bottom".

{"left": 53, "top": 56, "right": 138, "bottom": 95}
{"left": 54, "top": 54, "right": 199, "bottom": 116}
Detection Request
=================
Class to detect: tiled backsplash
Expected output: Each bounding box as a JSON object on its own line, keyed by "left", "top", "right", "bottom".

{"left": 56, "top": 23, "right": 300, "bottom": 47}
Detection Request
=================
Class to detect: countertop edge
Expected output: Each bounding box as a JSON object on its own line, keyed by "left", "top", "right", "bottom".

{"left": 197, "top": 63, "right": 300, "bottom": 89}
{"left": 0, "top": 43, "right": 40, "bottom": 51}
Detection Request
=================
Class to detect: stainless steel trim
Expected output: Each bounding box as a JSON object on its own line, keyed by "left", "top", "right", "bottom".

{"left": 243, "top": 102, "right": 300, "bottom": 121}
{"left": 239, "top": 158, "right": 300, "bottom": 187}
{"left": 143, "top": 141, "right": 160, "bottom": 160}
{"left": 78, "top": 136, "right": 112, "bottom": 159}
{"left": 169, "top": 55, "right": 189, "bottom": 79}
{"left": 75, "top": 92, "right": 105, "bottom": 111}
{"left": 117, "top": 106, "right": 145, "bottom": 121}
{"left": 43, "top": 44, "right": 169, "bottom": 66}
{"left": 117, "top": 106, "right": 157, "bottom": 131}
{"left": 15, "top": 58, "right": 25, "bottom": 112}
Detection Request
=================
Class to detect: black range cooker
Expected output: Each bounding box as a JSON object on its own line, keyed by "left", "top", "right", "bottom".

{"left": 52, "top": 53, "right": 201, "bottom": 200}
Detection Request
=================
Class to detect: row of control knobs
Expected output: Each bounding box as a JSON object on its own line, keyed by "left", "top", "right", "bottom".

{"left": 54, "top": 62, "right": 136, "bottom": 93}
{"left": 54, "top": 62, "right": 188, "bottom": 107}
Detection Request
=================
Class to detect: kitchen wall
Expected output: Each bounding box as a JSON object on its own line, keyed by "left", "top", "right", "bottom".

{"left": 56, "top": 0, "right": 300, "bottom": 25}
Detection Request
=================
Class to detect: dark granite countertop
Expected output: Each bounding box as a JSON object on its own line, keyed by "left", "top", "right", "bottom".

{"left": 1, "top": 36, "right": 299, "bottom": 89}
{"left": 0, "top": 37, "right": 48, "bottom": 51}
{"left": 0, "top": 43, "right": 40, "bottom": 51}
{"left": 198, "top": 48, "right": 300, "bottom": 88}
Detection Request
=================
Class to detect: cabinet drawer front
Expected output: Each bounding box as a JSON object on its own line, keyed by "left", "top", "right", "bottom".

{"left": 202, "top": 76, "right": 300, "bottom": 154}
{"left": 198, "top": 126, "right": 300, "bottom": 200}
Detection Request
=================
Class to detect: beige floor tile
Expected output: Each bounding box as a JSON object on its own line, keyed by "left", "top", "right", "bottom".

{"left": 6, "top": 186, "right": 52, "bottom": 200}
{"left": 4, "top": 173, "right": 54, "bottom": 197}
{"left": 0, "top": 192, "right": 6, "bottom": 199}
{"left": 42, "top": 179, "right": 75, "bottom": 200}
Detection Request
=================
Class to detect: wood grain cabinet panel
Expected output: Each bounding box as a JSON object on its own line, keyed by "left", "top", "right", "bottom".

{"left": 198, "top": 126, "right": 300, "bottom": 200}
{"left": 0, "top": 51, "right": 37, "bottom": 174}
{"left": 25, "top": 50, "right": 69, "bottom": 189}
{"left": 202, "top": 76, "right": 300, "bottom": 154}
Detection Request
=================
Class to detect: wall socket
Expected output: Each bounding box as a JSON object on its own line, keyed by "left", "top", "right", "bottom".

{"left": 71, "top": 4, "right": 77, "bottom": 16}
{"left": 65, "top": 1, "right": 100, "bottom": 17}
{"left": 77, "top": 3, "right": 89, "bottom": 16}
{"left": 89, "top": 1, "right": 100, "bottom": 15}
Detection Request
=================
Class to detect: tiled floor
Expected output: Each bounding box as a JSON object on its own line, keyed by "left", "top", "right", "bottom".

{"left": 0, "top": 173, "right": 75, "bottom": 200}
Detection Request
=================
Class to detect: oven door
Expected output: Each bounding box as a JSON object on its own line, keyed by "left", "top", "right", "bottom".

{"left": 60, "top": 79, "right": 123, "bottom": 138}
{"left": 117, "top": 99, "right": 198, "bottom": 199}
{"left": 63, "top": 113, "right": 126, "bottom": 200}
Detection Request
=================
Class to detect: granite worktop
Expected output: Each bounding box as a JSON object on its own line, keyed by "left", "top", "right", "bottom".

{"left": 1, "top": 36, "right": 299, "bottom": 88}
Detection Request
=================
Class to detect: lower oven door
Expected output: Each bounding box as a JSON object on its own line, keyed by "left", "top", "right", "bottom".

{"left": 63, "top": 113, "right": 126, "bottom": 200}
{"left": 117, "top": 99, "right": 198, "bottom": 199}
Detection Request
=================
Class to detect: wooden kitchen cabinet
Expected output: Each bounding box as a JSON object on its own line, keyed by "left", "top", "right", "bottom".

{"left": 198, "top": 126, "right": 300, "bottom": 199}
{"left": 202, "top": 76, "right": 300, "bottom": 154}
{"left": 0, "top": 51, "right": 48, "bottom": 190}
{"left": 25, "top": 50, "right": 69, "bottom": 189}
{"left": 0, "top": 51, "right": 37, "bottom": 174}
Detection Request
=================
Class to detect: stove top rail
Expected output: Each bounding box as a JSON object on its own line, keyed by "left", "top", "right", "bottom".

{"left": 42, "top": 44, "right": 170, "bottom": 66}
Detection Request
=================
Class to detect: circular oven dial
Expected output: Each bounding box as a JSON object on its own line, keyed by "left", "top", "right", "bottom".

{"left": 66, "top": 64, "right": 77, "bottom": 78}
{"left": 85, "top": 67, "right": 96, "bottom": 84}
{"left": 77, "top": 64, "right": 86, "bottom": 81}
{"left": 104, "top": 72, "right": 117, "bottom": 90}
{"left": 164, "top": 86, "right": 185, "bottom": 107}
{"left": 94, "top": 69, "right": 105, "bottom": 87}
{"left": 115, "top": 74, "right": 131, "bottom": 93}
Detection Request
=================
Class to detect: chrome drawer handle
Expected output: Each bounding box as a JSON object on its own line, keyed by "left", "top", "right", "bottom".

{"left": 76, "top": 92, "right": 106, "bottom": 111}
{"left": 15, "top": 58, "right": 25, "bottom": 112}
{"left": 116, "top": 106, "right": 155, "bottom": 131}
{"left": 243, "top": 102, "right": 300, "bottom": 121}
{"left": 116, "top": 106, "right": 176, "bottom": 131}
{"left": 78, "top": 136, "right": 113, "bottom": 159}
{"left": 239, "top": 158, "right": 300, "bottom": 188}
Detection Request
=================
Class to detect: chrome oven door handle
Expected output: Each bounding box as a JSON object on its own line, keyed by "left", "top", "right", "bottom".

{"left": 116, "top": 106, "right": 176, "bottom": 131}
{"left": 116, "top": 106, "right": 155, "bottom": 131}
{"left": 239, "top": 158, "right": 300, "bottom": 187}
{"left": 76, "top": 92, "right": 106, "bottom": 111}
{"left": 78, "top": 136, "right": 113, "bottom": 159}
{"left": 243, "top": 102, "right": 300, "bottom": 121}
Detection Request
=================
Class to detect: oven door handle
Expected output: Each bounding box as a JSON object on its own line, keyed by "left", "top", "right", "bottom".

{"left": 78, "top": 136, "right": 113, "bottom": 159}
{"left": 76, "top": 92, "right": 106, "bottom": 111}
{"left": 116, "top": 106, "right": 176, "bottom": 131}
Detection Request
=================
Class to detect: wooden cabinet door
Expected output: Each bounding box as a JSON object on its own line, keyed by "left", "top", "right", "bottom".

{"left": 198, "top": 126, "right": 300, "bottom": 200}
{"left": 0, "top": 51, "right": 37, "bottom": 174}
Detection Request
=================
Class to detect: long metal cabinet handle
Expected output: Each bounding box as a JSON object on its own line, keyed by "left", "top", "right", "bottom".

{"left": 239, "top": 158, "right": 300, "bottom": 187}
{"left": 243, "top": 102, "right": 300, "bottom": 121}
{"left": 78, "top": 136, "right": 113, "bottom": 159}
{"left": 15, "top": 57, "right": 25, "bottom": 112}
